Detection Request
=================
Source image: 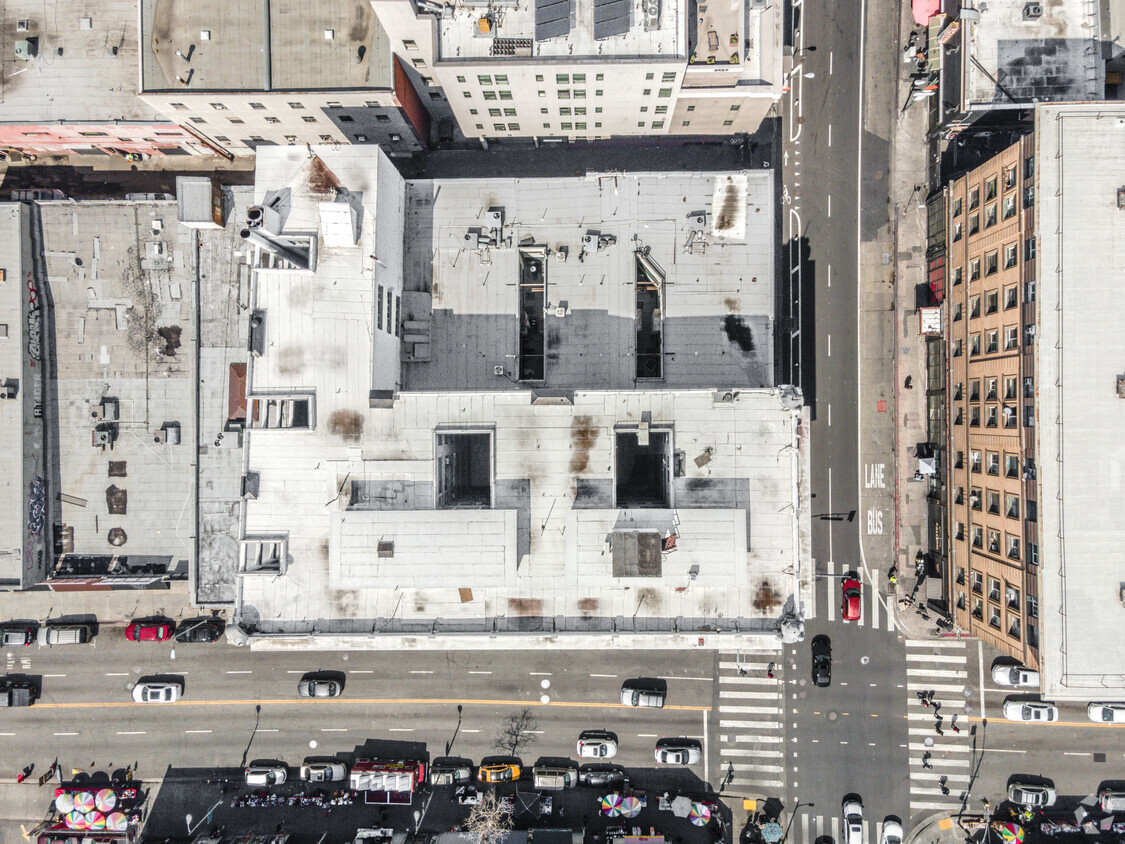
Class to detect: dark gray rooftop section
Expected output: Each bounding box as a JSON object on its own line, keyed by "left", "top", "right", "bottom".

{"left": 593, "top": 0, "right": 632, "bottom": 39}
{"left": 535, "top": 0, "right": 574, "bottom": 40}
{"left": 991, "top": 38, "right": 1096, "bottom": 104}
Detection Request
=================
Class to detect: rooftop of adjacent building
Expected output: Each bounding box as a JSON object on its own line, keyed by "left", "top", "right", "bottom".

{"left": 432, "top": 0, "right": 685, "bottom": 61}
{"left": 0, "top": 206, "right": 29, "bottom": 584}
{"left": 1035, "top": 101, "right": 1125, "bottom": 699}
{"left": 140, "top": 0, "right": 395, "bottom": 92}
{"left": 41, "top": 201, "right": 198, "bottom": 568}
{"left": 0, "top": 0, "right": 165, "bottom": 122}
{"left": 960, "top": 0, "right": 1102, "bottom": 108}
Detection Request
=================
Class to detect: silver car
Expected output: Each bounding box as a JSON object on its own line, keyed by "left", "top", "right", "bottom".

{"left": 245, "top": 761, "right": 287, "bottom": 786}
{"left": 1002, "top": 699, "right": 1059, "bottom": 723}
{"left": 1008, "top": 782, "right": 1057, "bottom": 807}
{"left": 298, "top": 678, "right": 341, "bottom": 698}
{"left": 654, "top": 738, "right": 701, "bottom": 765}
{"left": 842, "top": 799, "right": 864, "bottom": 844}
{"left": 992, "top": 665, "right": 1040, "bottom": 687}
{"left": 131, "top": 680, "right": 182, "bottom": 703}
{"left": 1087, "top": 702, "right": 1125, "bottom": 723}
{"left": 300, "top": 762, "right": 347, "bottom": 782}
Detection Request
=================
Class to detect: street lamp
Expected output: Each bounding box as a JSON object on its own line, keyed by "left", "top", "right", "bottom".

{"left": 780, "top": 802, "right": 815, "bottom": 844}
{"left": 444, "top": 704, "right": 464, "bottom": 756}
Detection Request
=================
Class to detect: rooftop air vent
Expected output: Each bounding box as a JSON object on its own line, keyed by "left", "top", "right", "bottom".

{"left": 1117, "top": 187, "right": 1125, "bottom": 209}
{"left": 643, "top": 0, "right": 661, "bottom": 30}
{"left": 1022, "top": 2, "right": 1042, "bottom": 19}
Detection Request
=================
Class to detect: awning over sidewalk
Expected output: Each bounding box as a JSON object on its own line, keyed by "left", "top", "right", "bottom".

{"left": 913, "top": 0, "right": 940, "bottom": 25}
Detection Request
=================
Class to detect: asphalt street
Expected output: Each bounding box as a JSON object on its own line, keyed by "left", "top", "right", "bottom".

{"left": 0, "top": 641, "right": 715, "bottom": 781}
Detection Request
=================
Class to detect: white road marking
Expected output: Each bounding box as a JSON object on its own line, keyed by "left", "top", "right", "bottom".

{"left": 115, "top": 730, "right": 147, "bottom": 736}
{"left": 828, "top": 124, "right": 833, "bottom": 148}
{"left": 528, "top": 672, "right": 552, "bottom": 676}
{"left": 827, "top": 334, "right": 831, "bottom": 356}
{"left": 185, "top": 730, "right": 213, "bottom": 734}
{"left": 829, "top": 50, "right": 834, "bottom": 74}
{"left": 468, "top": 671, "right": 492, "bottom": 675}
{"left": 906, "top": 653, "right": 966, "bottom": 664}
{"left": 254, "top": 729, "right": 279, "bottom": 733}
{"left": 349, "top": 670, "right": 374, "bottom": 674}
{"left": 589, "top": 674, "right": 617, "bottom": 678}
{"left": 410, "top": 670, "right": 434, "bottom": 675}
{"left": 226, "top": 670, "right": 252, "bottom": 675}
{"left": 658, "top": 675, "right": 712, "bottom": 682}
{"left": 978, "top": 639, "right": 986, "bottom": 719}
{"left": 906, "top": 639, "right": 968, "bottom": 648}
{"left": 321, "top": 728, "right": 348, "bottom": 732}
{"left": 54, "top": 732, "right": 80, "bottom": 737}
{"left": 43, "top": 674, "right": 66, "bottom": 678}
{"left": 637, "top": 733, "right": 658, "bottom": 738}
{"left": 828, "top": 195, "right": 832, "bottom": 217}
{"left": 105, "top": 673, "right": 129, "bottom": 677}
{"left": 0, "top": 732, "right": 13, "bottom": 737}
{"left": 287, "top": 670, "right": 304, "bottom": 674}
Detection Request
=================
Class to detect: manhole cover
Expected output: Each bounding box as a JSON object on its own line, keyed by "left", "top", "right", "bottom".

{"left": 540, "top": 679, "right": 550, "bottom": 690}
{"left": 860, "top": 656, "right": 870, "bottom": 665}
{"left": 827, "top": 711, "right": 838, "bottom": 722}
{"left": 1094, "top": 753, "right": 1106, "bottom": 763}
{"left": 798, "top": 690, "right": 807, "bottom": 699}
{"left": 309, "top": 740, "right": 318, "bottom": 749}
{"left": 923, "top": 737, "right": 934, "bottom": 747}
{"left": 540, "top": 694, "right": 550, "bottom": 704}
{"left": 132, "top": 666, "right": 141, "bottom": 674}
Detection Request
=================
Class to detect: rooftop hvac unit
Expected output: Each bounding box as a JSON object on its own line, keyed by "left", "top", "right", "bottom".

{"left": 247, "top": 206, "right": 264, "bottom": 228}
{"left": 92, "top": 430, "right": 112, "bottom": 447}
{"left": 14, "top": 38, "right": 38, "bottom": 60}
{"left": 582, "top": 233, "right": 598, "bottom": 249}
{"left": 486, "top": 209, "right": 504, "bottom": 228}
{"left": 643, "top": 0, "right": 661, "bottom": 30}
{"left": 1022, "top": 2, "right": 1042, "bottom": 18}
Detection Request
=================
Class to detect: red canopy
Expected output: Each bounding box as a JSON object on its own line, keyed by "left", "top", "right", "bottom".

{"left": 912, "top": 0, "right": 939, "bottom": 25}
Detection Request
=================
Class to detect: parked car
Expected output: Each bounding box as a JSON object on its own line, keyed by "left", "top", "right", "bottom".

{"left": 531, "top": 766, "right": 578, "bottom": 790}
{"left": 245, "top": 761, "right": 287, "bottom": 786}
{"left": 811, "top": 635, "right": 832, "bottom": 687}
{"left": 174, "top": 618, "right": 225, "bottom": 644}
{"left": 478, "top": 761, "right": 521, "bottom": 783}
{"left": 577, "top": 730, "right": 618, "bottom": 758}
{"left": 1008, "top": 781, "right": 1057, "bottom": 807}
{"left": 842, "top": 798, "right": 864, "bottom": 844}
{"left": 0, "top": 626, "right": 34, "bottom": 647}
{"left": 992, "top": 665, "right": 1040, "bottom": 687}
{"left": 654, "top": 738, "right": 702, "bottom": 766}
{"left": 1087, "top": 703, "right": 1125, "bottom": 724}
{"left": 430, "top": 759, "right": 474, "bottom": 786}
{"left": 298, "top": 677, "right": 342, "bottom": 698}
{"left": 125, "top": 619, "right": 173, "bottom": 642}
{"left": 300, "top": 762, "right": 347, "bottom": 782}
{"left": 880, "top": 818, "right": 903, "bottom": 844}
{"left": 0, "top": 676, "right": 37, "bottom": 707}
{"left": 841, "top": 577, "right": 862, "bottom": 621}
{"left": 578, "top": 764, "right": 626, "bottom": 788}
{"left": 620, "top": 680, "right": 665, "bottom": 708}
{"left": 37, "top": 624, "right": 92, "bottom": 646}
{"left": 1002, "top": 699, "right": 1059, "bottom": 723}
{"left": 1099, "top": 788, "right": 1125, "bottom": 813}
{"left": 132, "top": 680, "right": 183, "bottom": 703}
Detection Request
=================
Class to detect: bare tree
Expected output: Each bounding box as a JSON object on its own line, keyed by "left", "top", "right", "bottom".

{"left": 465, "top": 791, "right": 513, "bottom": 844}
{"left": 493, "top": 707, "right": 539, "bottom": 755}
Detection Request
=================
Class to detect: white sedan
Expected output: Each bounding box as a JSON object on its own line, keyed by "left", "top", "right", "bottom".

{"left": 880, "top": 819, "right": 903, "bottom": 844}
{"left": 132, "top": 680, "right": 182, "bottom": 703}
{"left": 1087, "top": 703, "right": 1125, "bottom": 724}
{"left": 577, "top": 731, "right": 618, "bottom": 758}
{"left": 300, "top": 762, "right": 348, "bottom": 782}
{"left": 1002, "top": 699, "right": 1059, "bottom": 723}
{"left": 992, "top": 665, "right": 1040, "bottom": 688}
{"left": 842, "top": 799, "right": 864, "bottom": 844}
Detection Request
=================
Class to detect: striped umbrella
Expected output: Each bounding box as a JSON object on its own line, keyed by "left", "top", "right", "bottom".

{"left": 601, "top": 793, "right": 624, "bottom": 817}
{"left": 689, "top": 803, "right": 711, "bottom": 826}
{"left": 55, "top": 793, "right": 75, "bottom": 814}
{"left": 107, "top": 812, "right": 128, "bottom": 832}
{"left": 620, "top": 796, "right": 643, "bottom": 818}
{"left": 95, "top": 789, "right": 117, "bottom": 812}
{"left": 73, "top": 792, "right": 95, "bottom": 813}
{"left": 85, "top": 811, "right": 105, "bottom": 830}
{"left": 64, "top": 810, "right": 87, "bottom": 830}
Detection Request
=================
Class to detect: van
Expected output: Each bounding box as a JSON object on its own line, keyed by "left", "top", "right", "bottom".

{"left": 532, "top": 766, "right": 578, "bottom": 791}
{"left": 430, "top": 759, "right": 474, "bottom": 786}
{"left": 1100, "top": 790, "right": 1125, "bottom": 814}
{"left": 37, "top": 624, "right": 92, "bottom": 646}
{"left": 620, "top": 680, "right": 665, "bottom": 708}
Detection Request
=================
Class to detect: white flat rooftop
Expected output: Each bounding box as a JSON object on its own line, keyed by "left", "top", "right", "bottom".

{"left": 1036, "top": 103, "right": 1125, "bottom": 699}
{"left": 436, "top": 0, "right": 684, "bottom": 61}
{"left": 964, "top": 0, "right": 1101, "bottom": 108}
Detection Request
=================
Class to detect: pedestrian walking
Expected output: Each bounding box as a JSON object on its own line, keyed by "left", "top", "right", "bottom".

{"left": 905, "top": 376, "right": 913, "bottom": 389}
{"left": 950, "top": 714, "right": 960, "bottom": 733}
{"left": 16, "top": 764, "right": 32, "bottom": 784}
{"left": 767, "top": 662, "right": 776, "bottom": 679}
{"left": 921, "top": 752, "right": 933, "bottom": 770}
{"left": 935, "top": 724, "right": 943, "bottom": 736}
{"left": 932, "top": 700, "right": 942, "bottom": 714}
{"left": 917, "top": 691, "right": 930, "bottom": 708}
{"left": 981, "top": 798, "right": 991, "bottom": 813}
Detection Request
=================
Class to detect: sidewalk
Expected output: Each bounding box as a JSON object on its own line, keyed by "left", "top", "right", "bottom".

{"left": 0, "top": 581, "right": 212, "bottom": 626}
{"left": 889, "top": 0, "right": 943, "bottom": 639}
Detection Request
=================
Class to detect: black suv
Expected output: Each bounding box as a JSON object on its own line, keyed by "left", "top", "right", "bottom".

{"left": 811, "top": 634, "right": 832, "bottom": 687}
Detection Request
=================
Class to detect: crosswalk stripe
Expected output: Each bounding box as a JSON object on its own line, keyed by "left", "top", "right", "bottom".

{"left": 718, "top": 705, "right": 781, "bottom": 715}
{"left": 718, "top": 719, "right": 783, "bottom": 730}
{"left": 725, "top": 763, "right": 784, "bottom": 773}
{"left": 826, "top": 560, "right": 837, "bottom": 622}
{"left": 906, "top": 653, "right": 968, "bottom": 664}
{"left": 907, "top": 711, "right": 964, "bottom": 721}
{"left": 721, "top": 748, "right": 783, "bottom": 757}
{"left": 912, "top": 772, "right": 972, "bottom": 782}
{"left": 912, "top": 800, "right": 962, "bottom": 811}
{"left": 870, "top": 570, "right": 880, "bottom": 629}
{"left": 906, "top": 639, "right": 968, "bottom": 649}
{"left": 831, "top": 815, "right": 839, "bottom": 842}
{"left": 886, "top": 597, "right": 895, "bottom": 631}
{"left": 718, "top": 690, "right": 783, "bottom": 699}
{"left": 906, "top": 683, "right": 966, "bottom": 693}
{"left": 719, "top": 675, "right": 782, "bottom": 686}
{"left": 909, "top": 742, "right": 972, "bottom": 752}
{"left": 906, "top": 668, "right": 966, "bottom": 678}
{"left": 718, "top": 662, "right": 780, "bottom": 673}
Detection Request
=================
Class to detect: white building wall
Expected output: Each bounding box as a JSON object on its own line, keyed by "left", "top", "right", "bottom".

{"left": 373, "top": 151, "right": 407, "bottom": 392}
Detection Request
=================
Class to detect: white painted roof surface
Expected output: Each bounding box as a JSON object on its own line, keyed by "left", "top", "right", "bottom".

{"left": 0, "top": 207, "right": 27, "bottom": 583}
{"left": 1035, "top": 103, "right": 1125, "bottom": 699}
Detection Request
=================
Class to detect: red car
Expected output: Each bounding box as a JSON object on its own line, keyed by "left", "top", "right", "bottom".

{"left": 841, "top": 577, "right": 862, "bottom": 621}
{"left": 125, "top": 619, "right": 174, "bottom": 642}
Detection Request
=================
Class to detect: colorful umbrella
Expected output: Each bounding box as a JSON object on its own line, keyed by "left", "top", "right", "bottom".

{"left": 95, "top": 789, "right": 116, "bottom": 812}
{"left": 73, "top": 792, "right": 95, "bottom": 813}
{"left": 689, "top": 803, "right": 712, "bottom": 826}
{"left": 55, "top": 793, "right": 75, "bottom": 813}
{"left": 601, "top": 794, "right": 624, "bottom": 817}
{"left": 64, "top": 810, "right": 87, "bottom": 830}
{"left": 761, "top": 823, "right": 784, "bottom": 843}
{"left": 107, "top": 812, "right": 128, "bottom": 832}
{"left": 621, "top": 796, "right": 643, "bottom": 818}
{"left": 85, "top": 811, "right": 104, "bottom": 830}
{"left": 994, "top": 823, "right": 1024, "bottom": 844}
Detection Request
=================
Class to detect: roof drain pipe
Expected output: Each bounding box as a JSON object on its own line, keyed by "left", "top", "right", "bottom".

{"left": 262, "top": 0, "right": 272, "bottom": 90}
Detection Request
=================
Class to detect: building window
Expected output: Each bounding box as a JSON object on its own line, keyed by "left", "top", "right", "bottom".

{"left": 985, "top": 378, "right": 997, "bottom": 401}
{"left": 969, "top": 214, "right": 980, "bottom": 235}
{"left": 499, "top": 91, "right": 513, "bottom": 100}
{"left": 508, "top": 123, "right": 520, "bottom": 130}
{"left": 955, "top": 487, "right": 965, "bottom": 505}
{"left": 265, "top": 116, "right": 280, "bottom": 123}
{"left": 576, "top": 122, "right": 586, "bottom": 130}
{"left": 957, "top": 592, "right": 966, "bottom": 610}
{"left": 1004, "top": 376, "right": 1017, "bottom": 401}
{"left": 970, "top": 450, "right": 982, "bottom": 473}
{"left": 985, "top": 176, "right": 998, "bottom": 201}
{"left": 488, "top": 108, "right": 501, "bottom": 117}
{"left": 190, "top": 117, "right": 206, "bottom": 124}
{"left": 985, "top": 252, "right": 998, "bottom": 275}
{"left": 729, "top": 103, "right": 741, "bottom": 111}
{"left": 986, "top": 490, "right": 1000, "bottom": 515}
{"left": 723, "top": 120, "right": 734, "bottom": 126}
{"left": 213, "top": 135, "right": 230, "bottom": 142}
{"left": 985, "top": 404, "right": 998, "bottom": 427}
{"left": 658, "top": 88, "right": 672, "bottom": 97}
{"left": 955, "top": 564, "right": 966, "bottom": 583}
{"left": 483, "top": 91, "right": 497, "bottom": 100}
{"left": 1025, "top": 324, "right": 1036, "bottom": 346}
{"left": 645, "top": 72, "right": 655, "bottom": 80}
{"left": 970, "top": 488, "right": 982, "bottom": 511}
{"left": 170, "top": 102, "right": 187, "bottom": 110}
{"left": 559, "top": 107, "right": 571, "bottom": 116}
{"left": 954, "top": 450, "right": 964, "bottom": 469}
{"left": 988, "top": 605, "right": 1001, "bottom": 630}
{"left": 972, "top": 597, "right": 984, "bottom": 620}
{"left": 557, "top": 90, "right": 570, "bottom": 99}
{"left": 970, "top": 296, "right": 981, "bottom": 319}
{"left": 542, "top": 123, "right": 550, "bottom": 129}
{"left": 596, "top": 73, "right": 604, "bottom": 80}
{"left": 970, "top": 259, "right": 981, "bottom": 280}
{"left": 1004, "top": 453, "right": 1018, "bottom": 478}
{"left": 403, "top": 39, "right": 418, "bottom": 50}
{"left": 1004, "top": 326, "right": 1018, "bottom": 351}
{"left": 494, "top": 74, "right": 509, "bottom": 84}
{"left": 952, "top": 338, "right": 963, "bottom": 358}
{"left": 970, "top": 334, "right": 981, "bottom": 356}
{"left": 504, "top": 108, "right": 517, "bottom": 117}
{"left": 1024, "top": 376, "right": 1035, "bottom": 399}
{"left": 1004, "top": 283, "right": 1018, "bottom": 306}
{"left": 969, "top": 187, "right": 980, "bottom": 210}
{"left": 210, "top": 102, "right": 228, "bottom": 110}
{"left": 562, "top": 122, "right": 573, "bottom": 130}
{"left": 464, "top": 92, "right": 474, "bottom": 99}
{"left": 662, "top": 72, "right": 676, "bottom": 82}
{"left": 1007, "top": 615, "right": 1021, "bottom": 640}
{"left": 574, "top": 107, "right": 586, "bottom": 115}
{"left": 655, "top": 105, "right": 667, "bottom": 114}
{"left": 953, "top": 382, "right": 964, "bottom": 401}
{"left": 953, "top": 302, "right": 962, "bottom": 321}
{"left": 971, "top": 526, "right": 983, "bottom": 548}
{"left": 478, "top": 75, "right": 492, "bottom": 85}
{"left": 573, "top": 73, "right": 585, "bottom": 82}
{"left": 952, "top": 197, "right": 962, "bottom": 217}
{"left": 686, "top": 105, "right": 696, "bottom": 112}
{"left": 1006, "top": 495, "right": 1020, "bottom": 520}
{"left": 1026, "top": 499, "right": 1037, "bottom": 522}
{"left": 985, "top": 330, "right": 998, "bottom": 354}
{"left": 953, "top": 221, "right": 962, "bottom": 242}
{"left": 640, "top": 106, "right": 649, "bottom": 113}
{"left": 986, "top": 452, "right": 999, "bottom": 475}
{"left": 493, "top": 123, "right": 505, "bottom": 131}
{"left": 969, "top": 380, "right": 981, "bottom": 401}
{"left": 952, "top": 266, "right": 962, "bottom": 285}
{"left": 1024, "top": 185, "right": 1035, "bottom": 208}
{"left": 319, "top": 134, "right": 333, "bottom": 142}
{"left": 971, "top": 571, "right": 983, "bottom": 593}
{"left": 652, "top": 120, "right": 664, "bottom": 128}
{"left": 1027, "top": 595, "right": 1039, "bottom": 618}
{"left": 302, "top": 116, "right": 317, "bottom": 123}
{"left": 288, "top": 102, "right": 304, "bottom": 109}
{"left": 969, "top": 406, "right": 980, "bottom": 427}
{"left": 988, "top": 577, "right": 1001, "bottom": 602}
{"left": 985, "top": 204, "right": 997, "bottom": 227}
{"left": 1002, "top": 194, "right": 1016, "bottom": 220}
{"left": 985, "top": 290, "right": 998, "bottom": 314}
{"left": 987, "top": 530, "right": 1000, "bottom": 554}
{"left": 412, "top": 58, "right": 427, "bottom": 69}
